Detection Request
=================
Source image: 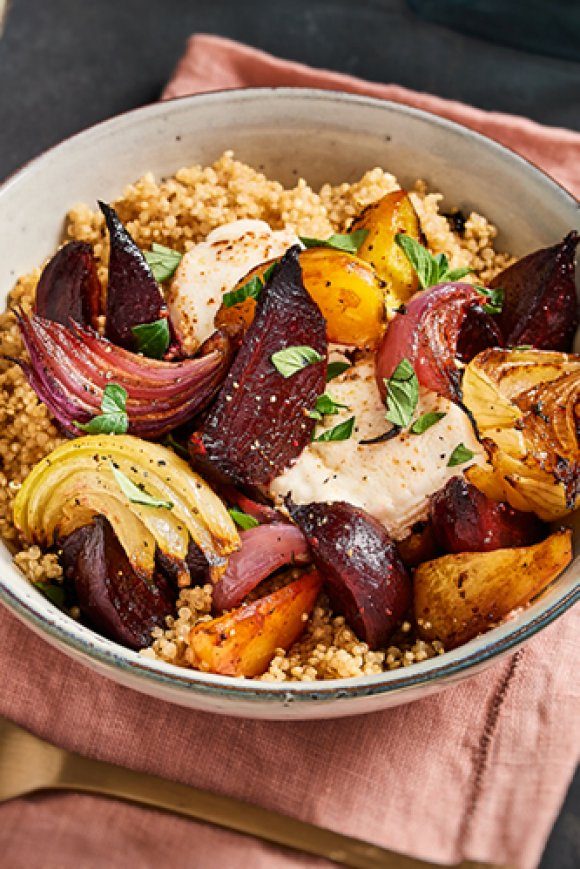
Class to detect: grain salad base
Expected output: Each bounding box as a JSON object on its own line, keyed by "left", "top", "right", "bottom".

{"left": 0, "top": 151, "right": 512, "bottom": 681}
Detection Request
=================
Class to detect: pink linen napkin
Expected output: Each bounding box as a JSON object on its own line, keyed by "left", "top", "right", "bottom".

{"left": 1, "top": 34, "right": 579, "bottom": 869}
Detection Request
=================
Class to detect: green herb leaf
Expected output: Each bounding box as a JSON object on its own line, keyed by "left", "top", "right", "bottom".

{"left": 326, "top": 360, "right": 351, "bottom": 382}
{"left": 223, "top": 275, "right": 264, "bottom": 308}
{"left": 131, "top": 317, "right": 171, "bottom": 359}
{"left": 299, "top": 229, "right": 369, "bottom": 255}
{"left": 163, "top": 434, "right": 190, "bottom": 460}
{"left": 308, "top": 392, "right": 349, "bottom": 420}
{"left": 513, "top": 344, "right": 533, "bottom": 351}
{"left": 475, "top": 285, "right": 504, "bottom": 315}
{"left": 263, "top": 262, "right": 277, "bottom": 283}
{"left": 35, "top": 581, "right": 66, "bottom": 609}
{"left": 75, "top": 383, "right": 128, "bottom": 435}
{"left": 410, "top": 411, "right": 446, "bottom": 435}
{"left": 228, "top": 508, "right": 260, "bottom": 530}
{"left": 111, "top": 463, "right": 172, "bottom": 509}
{"left": 384, "top": 358, "right": 419, "bottom": 428}
{"left": 313, "top": 416, "right": 355, "bottom": 442}
{"left": 395, "top": 233, "right": 474, "bottom": 289}
{"left": 447, "top": 442, "right": 475, "bottom": 467}
{"left": 144, "top": 242, "right": 182, "bottom": 282}
{"left": 271, "top": 345, "right": 325, "bottom": 378}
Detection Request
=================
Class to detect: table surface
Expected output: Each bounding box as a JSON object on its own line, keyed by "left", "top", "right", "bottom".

{"left": 0, "top": 1, "right": 578, "bottom": 866}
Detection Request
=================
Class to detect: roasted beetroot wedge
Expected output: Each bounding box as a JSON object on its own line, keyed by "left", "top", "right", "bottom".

{"left": 61, "top": 517, "right": 175, "bottom": 649}
{"left": 190, "top": 246, "right": 327, "bottom": 486}
{"left": 490, "top": 232, "right": 579, "bottom": 351}
{"left": 35, "top": 241, "right": 101, "bottom": 328}
{"left": 430, "top": 477, "right": 545, "bottom": 554}
{"left": 287, "top": 500, "right": 411, "bottom": 649}
{"left": 99, "top": 201, "right": 171, "bottom": 350}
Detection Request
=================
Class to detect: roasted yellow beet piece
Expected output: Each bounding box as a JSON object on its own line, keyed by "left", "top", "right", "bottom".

{"left": 215, "top": 249, "right": 386, "bottom": 347}
{"left": 463, "top": 348, "right": 580, "bottom": 521}
{"left": 188, "top": 569, "right": 322, "bottom": 677}
{"left": 414, "top": 530, "right": 573, "bottom": 649}
{"left": 349, "top": 190, "right": 423, "bottom": 307}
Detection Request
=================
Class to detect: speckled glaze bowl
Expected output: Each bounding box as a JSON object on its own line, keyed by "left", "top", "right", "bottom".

{"left": 0, "top": 89, "right": 578, "bottom": 719}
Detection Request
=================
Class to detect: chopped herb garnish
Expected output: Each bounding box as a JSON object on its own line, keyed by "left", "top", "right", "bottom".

{"left": 163, "top": 434, "right": 190, "bottom": 459}
{"left": 313, "top": 416, "right": 355, "bottom": 442}
{"left": 111, "top": 463, "right": 172, "bottom": 509}
{"left": 299, "top": 229, "right": 369, "bottom": 255}
{"left": 395, "top": 234, "right": 472, "bottom": 289}
{"left": 222, "top": 262, "right": 278, "bottom": 308}
{"left": 383, "top": 358, "right": 419, "bottom": 428}
{"left": 75, "top": 383, "right": 128, "bottom": 435}
{"left": 35, "top": 581, "right": 66, "bottom": 609}
{"left": 131, "top": 317, "right": 170, "bottom": 359}
{"left": 513, "top": 344, "right": 533, "bottom": 351}
{"left": 308, "top": 393, "right": 349, "bottom": 420}
{"left": 447, "top": 443, "right": 475, "bottom": 467}
{"left": 475, "top": 285, "right": 504, "bottom": 315}
{"left": 326, "top": 360, "right": 351, "bottom": 382}
{"left": 271, "top": 345, "right": 324, "bottom": 378}
{"left": 144, "top": 242, "right": 182, "bottom": 282}
{"left": 228, "top": 508, "right": 260, "bottom": 530}
{"left": 410, "top": 411, "right": 446, "bottom": 435}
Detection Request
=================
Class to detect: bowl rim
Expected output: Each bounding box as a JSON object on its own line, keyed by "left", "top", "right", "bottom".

{"left": 0, "top": 85, "right": 578, "bottom": 707}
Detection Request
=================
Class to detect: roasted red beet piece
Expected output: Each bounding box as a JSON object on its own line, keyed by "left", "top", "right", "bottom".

{"left": 156, "top": 539, "right": 209, "bottom": 588}
{"left": 490, "top": 232, "right": 579, "bottom": 351}
{"left": 430, "top": 477, "right": 545, "bottom": 554}
{"left": 190, "top": 247, "right": 327, "bottom": 486}
{"left": 35, "top": 241, "right": 101, "bottom": 329}
{"left": 287, "top": 500, "right": 411, "bottom": 649}
{"left": 99, "top": 201, "right": 171, "bottom": 350}
{"left": 61, "top": 517, "right": 174, "bottom": 649}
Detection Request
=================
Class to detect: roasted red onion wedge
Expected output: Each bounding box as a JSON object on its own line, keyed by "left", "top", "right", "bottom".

{"left": 212, "top": 523, "right": 310, "bottom": 612}
{"left": 430, "top": 477, "right": 545, "bottom": 554}
{"left": 61, "top": 518, "right": 174, "bottom": 649}
{"left": 490, "top": 231, "right": 579, "bottom": 351}
{"left": 287, "top": 500, "right": 411, "bottom": 649}
{"left": 376, "top": 282, "right": 502, "bottom": 401}
{"left": 99, "top": 201, "right": 172, "bottom": 350}
{"left": 15, "top": 312, "right": 231, "bottom": 438}
{"left": 191, "top": 246, "right": 327, "bottom": 486}
{"left": 35, "top": 241, "right": 102, "bottom": 329}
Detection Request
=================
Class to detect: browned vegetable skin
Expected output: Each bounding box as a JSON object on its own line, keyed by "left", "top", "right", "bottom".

{"left": 414, "top": 530, "right": 573, "bottom": 649}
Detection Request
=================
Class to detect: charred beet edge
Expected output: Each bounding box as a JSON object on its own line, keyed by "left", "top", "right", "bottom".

{"left": 157, "top": 539, "right": 210, "bottom": 588}
{"left": 35, "top": 241, "right": 101, "bottom": 329}
{"left": 61, "top": 518, "right": 174, "bottom": 649}
{"left": 190, "top": 246, "right": 327, "bottom": 486}
{"left": 99, "top": 201, "right": 172, "bottom": 351}
{"left": 490, "top": 231, "right": 579, "bottom": 351}
{"left": 430, "top": 477, "right": 545, "bottom": 554}
{"left": 287, "top": 499, "right": 411, "bottom": 649}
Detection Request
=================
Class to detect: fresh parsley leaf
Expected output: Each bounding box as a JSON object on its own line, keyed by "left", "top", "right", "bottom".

{"left": 513, "top": 344, "right": 533, "bottom": 351}
{"left": 313, "top": 416, "right": 355, "bottom": 442}
{"left": 410, "top": 411, "right": 446, "bottom": 435}
{"left": 34, "top": 581, "right": 66, "bottom": 609}
{"left": 223, "top": 275, "right": 264, "bottom": 308}
{"left": 271, "top": 345, "right": 325, "bottom": 378}
{"left": 228, "top": 508, "right": 260, "bottom": 530}
{"left": 111, "top": 463, "right": 173, "bottom": 509}
{"left": 308, "top": 393, "right": 349, "bottom": 420}
{"left": 263, "top": 262, "right": 277, "bottom": 283}
{"left": 395, "top": 233, "right": 473, "bottom": 288}
{"left": 299, "top": 229, "right": 369, "bottom": 255}
{"left": 131, "top": 317, "right": 170, "bottom": 359}
{"left": 326, "top": 360, "right": 351, "bottom": 382}
{"left": 384, "top": 358, "right": 419, "bottom": 428}
{"left": 144, "top": 242, "right": 182, "bottom": 282}
{"left": 475, "top": 285, "right": 504, "bottom": 315}
{"left": 75, "top": 383, "right": 128, "bottom": 435}
{"left": 447, "top": 442, "right": 475, "bottom": 467}
{"left": 163, "top": 434, "right": 190, "bottom": 459}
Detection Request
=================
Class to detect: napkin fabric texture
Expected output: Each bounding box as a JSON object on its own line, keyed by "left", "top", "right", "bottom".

{"left": 1, "top": 34, "right": 579, "bottom": 869}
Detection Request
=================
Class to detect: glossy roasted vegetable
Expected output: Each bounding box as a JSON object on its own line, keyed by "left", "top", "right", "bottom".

{"left": 216, "top": 248, "right": 386, "bottom": 348}
{"left": 13, "top": 435, "right": 239, "bottom": 583}
{"left": 490, "top": 231, "right": 579, "bottom": 351}
{"left": 191, "top": 246, "right": 327, "bottom": 486}
{"left": 396, "top": 522, "right": 438, "bottom": 568}
{"left": 287, "top": 500, "right": 411, "bottom": 649}
{"left": 61, "top": 517, "right": 174, "bottom": 649}
{"left": 463, "top": 348, "right": 580, "bottom": 520}
{"left": 414, "top": 530, "right": 572, "bottom": 648}
{"left": 35, "top": 241, "right": 101, "bottom": 329}
{"left": 188, "top": 569, "right": 322, "bottom": 676}
{"left": 350, "top": 190, "right": 424, "bottom": 306}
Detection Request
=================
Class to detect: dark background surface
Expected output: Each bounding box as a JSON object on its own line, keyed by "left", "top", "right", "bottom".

{"left": 0, "top": 1, "right": 578, "bottom": 866}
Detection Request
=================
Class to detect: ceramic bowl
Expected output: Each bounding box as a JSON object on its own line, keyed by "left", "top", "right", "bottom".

{"left": 0, "top": 88, "right": 578, "bottom": 720}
